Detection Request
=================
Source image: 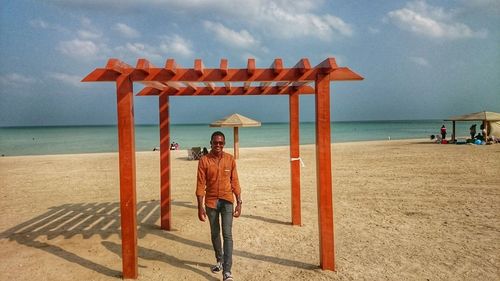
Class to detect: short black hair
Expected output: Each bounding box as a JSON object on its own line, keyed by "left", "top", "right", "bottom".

{"left": 211, "top": 131, "right": 225, "bottom": 141}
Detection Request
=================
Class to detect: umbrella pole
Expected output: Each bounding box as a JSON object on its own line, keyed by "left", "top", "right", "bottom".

{"left": 452, "top": 121, "right": 456, "bottom": 142}
{"left": 234, "top": 127, "right": 239, "bottom": 159}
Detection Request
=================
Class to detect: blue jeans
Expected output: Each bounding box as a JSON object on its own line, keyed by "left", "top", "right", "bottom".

{"left": 206, "top": 199, "right": 233, "bottom": 273}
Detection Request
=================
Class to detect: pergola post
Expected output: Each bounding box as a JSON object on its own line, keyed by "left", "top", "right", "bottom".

{"left": 289, "top": 91, "right": 301, "bottom": 226}
{"left": 159, "top": 93, "right": 171, "bottom": 230}
{"left": 116, "top": 74, "right": 138, "bottom": 279}
{"left": 315, "top": 73, "right": 335, "bottom": 271}
{"left": 233, "top": 127, "right": 239, "bottom": 159}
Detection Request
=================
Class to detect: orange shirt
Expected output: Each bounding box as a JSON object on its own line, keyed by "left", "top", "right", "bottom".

{"left": 196, "top": 151, "right": 241, "bottom": 209}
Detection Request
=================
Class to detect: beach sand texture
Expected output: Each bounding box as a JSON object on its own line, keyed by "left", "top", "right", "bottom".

{"left": 0, "top": 140, "right": 499, "bottom": 281}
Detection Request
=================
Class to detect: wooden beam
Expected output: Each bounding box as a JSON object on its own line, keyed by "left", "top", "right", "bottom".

{"left": 220, "top": 58, "right": 228, "bottom": 76}
{"left": 166, "top": 82, "right": 182, "bottom": 90}
{"left": 243, "top": 81, "right": 251, "bottom": 91}
{"left": 259, "top": 81, "right": 272, "bottom": 88}
{"left": 140, "top": 81, "right": 167, "bottom": 91}
{"left": 329, "top": 67, "right": 364, "bottom": 81}
{"left": 272, "top": 58, "right": 283, "bottom": 74}
{"left": 137, "top": 85, "right": 315, "bottom": 96}
{"left": 315, "top": 57, "right": 338, "bottom": 73}
{"left": 116, "top": 74, "right": 138, "bottom": 279}
{"left": 277, "top": 82, "right": 290, "bottom": 90}
{"left": 87, "top": 66, "right": 362, "bottom": 82}
{"left": 204, "top": 82, "right": 216, "bottom": 91}
{"left": 315, "top": 73, "right": 335, "bottom": 271}
{"left": 159, "top": 93, "right": 171, "bottom": 231}
{"left": 290, "top": 81, "right": 310, "bottom": 87}
{"left": 294, "top": 58, "right": 311, "bottom": 74}
{"left": 247, "top": 58, "right": 255, "bottom": 76}
{"left": 107, "top": 58, "right": 133, "bottom": 74}
{"left": 184, "top": 82, "right": 197, "bottom": 91}
{"left": 194, "top": 59, "right": 204, "bottom": 76}
{"left": 137, "top": 87, "right": 161, "bottom": 96}
{"left": 165, "top": 58, "right": 177, "bottom": 75}
{"left": 289, "top": 91, "right": 301, "bottom": 226}
{"left": 81, "top": 68, "right": 118, "bottom": 82}
{"left": 136, "top": 58, "right": 152, "bottom": 70}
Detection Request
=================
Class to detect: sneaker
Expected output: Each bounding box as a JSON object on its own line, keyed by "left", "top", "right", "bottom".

{"left": 210, "top": 262, "right": 222, "bottom": 273}
{"left": 223, "top": 272, "right": 234, "bottom": 281}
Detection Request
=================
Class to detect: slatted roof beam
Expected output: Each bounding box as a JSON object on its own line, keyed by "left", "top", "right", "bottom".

{"left": 166, "top": 82, "right": 182, "bottom": 90}
{"left": 141, "top": 85, "right": 315, "bottom": 96}
{"left": 136, "top": 59, "right": 168, "bottom": 90}
{"left": 247, "top": 58, "right": 255, "bottom": 76}
{"left": 276, "top": 81, "right": 290, "bottom": 89}
{"left": 220, "top": 58, "right": 228, "bottom": 76}
{"left": 137, "top": 87, "right": 162, "bottom": 96}
{"left": 293, "top": 58, "right": 311, "bottom": 74}
{"left": 272, "top": 58, "right": 283, "bottom": 74}
{"left": 184, "top": 82, "right": 197, "bottom": 90}
{"left": 195, "top": 59, "right": 204, "bottom": 76}
{"left": 259, "top": 81, "right": 272, "bottom": 87}
{"left": 220, "top": 58, "right": 231, "bottom": 90}
{"left": 106, "top": 58, "right": 133, "bottom": 74}
{"left": 315, "top": 57, "right": 338, "bottom": 73}
{"left": 243, "top": 82, "right": 251, "bottom": 91}
{"left": 84, "top": 57, "right": 364, "bottom": 82}
{"left": 204, "top": 82, "right": 215, "bottom": 91}
{"left": 165, "top": 58, "right": 177, "bottom": 75}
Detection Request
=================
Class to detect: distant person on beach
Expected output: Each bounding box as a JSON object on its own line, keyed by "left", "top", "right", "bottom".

{"left": 202, "top": 147, "right": 209, "bottom": 155}
{"left": 480, "top": 124, "right": 487, "bottom": 140}
{"left": 196, "top": 131, "right": 241, "bottom": 281}
{"left": 470, "top": 124, "right": 477, "bottom": 139}
{"left": 440, "top": 125, "right": 447, "bottom": 140}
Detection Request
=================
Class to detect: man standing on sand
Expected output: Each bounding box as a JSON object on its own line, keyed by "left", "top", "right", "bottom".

{"left": 196, "top": 131, "right": 242, "bottom": 281}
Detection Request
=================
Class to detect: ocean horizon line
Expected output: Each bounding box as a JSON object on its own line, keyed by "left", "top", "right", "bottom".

{"left": 0, "top": 119, "right": 446, "bottom": 129}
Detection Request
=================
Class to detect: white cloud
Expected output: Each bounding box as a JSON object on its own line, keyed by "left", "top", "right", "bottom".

{"left": 77, "top": 30, "right": 102, "bottom": 40}
{"left": 159, "top": 35, "right": 194, "bottom": 57}
{"left": 116, "top": 42, "right": 163, "bottom": 61}
{"left": 387, "top": 1, "right": 488, "bottom": 40}
{"left": 29, "top": 19, "right": 67, "bottom": 32}
{"left": 257, "top": 2, "right": 353, "bottom": 40}
{"left": 55, "top": 17, "right": 109, "bottom": 61}
{"left": 57, "top": 39, "right": 102, "bottom": 58}
{"left": 113, "top": 23, "right": 140, "bottom": 38}
{"left": 46, "top": 0, "right": 353, "bottom": 41}
{"left": 0, "top": 73, "right": 37, "bottom": 87}
{"left": 48, "top": 72, "right": 85, "bottom": 87}
{"left": 115, "top": 35, "right": 194, "bottom": 61}
{"left": 204, "top": 21, "right": 258, "bottom": 49}
{"left": 409, "top": 56, "right": 430, "bottom": 67}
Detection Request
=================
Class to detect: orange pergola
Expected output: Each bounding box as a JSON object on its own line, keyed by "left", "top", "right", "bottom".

{"left": 82, "top": 57, "right": 363, "bottom": 279}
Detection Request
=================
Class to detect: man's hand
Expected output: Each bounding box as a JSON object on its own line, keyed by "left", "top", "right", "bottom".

{"left": 198, "top": 206, "right": 207, "bottom": 222}
{"left": 233, "top": 203, "right": 242, "bottom": 218}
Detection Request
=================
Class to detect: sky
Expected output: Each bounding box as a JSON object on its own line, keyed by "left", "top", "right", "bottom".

{"left": 0, "top": 0, "right": 499, "bottom": 126}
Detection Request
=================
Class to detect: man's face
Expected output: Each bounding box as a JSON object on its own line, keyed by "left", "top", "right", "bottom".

{"left": 210, "top": 135, "right": 225, "bottom": 154}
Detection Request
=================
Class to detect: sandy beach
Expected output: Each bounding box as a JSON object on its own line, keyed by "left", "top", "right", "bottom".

{"left": 0, "top": 139, "right": 499, "bottom": 281}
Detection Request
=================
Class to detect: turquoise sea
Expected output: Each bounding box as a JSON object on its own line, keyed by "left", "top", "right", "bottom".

{"left": 0, "top": 120, "right": 477, "bottom": 156}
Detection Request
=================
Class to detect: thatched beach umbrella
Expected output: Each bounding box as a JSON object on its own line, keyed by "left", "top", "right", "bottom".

{"left": 209, "top": 113, "right": 261, "bottom": 159}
